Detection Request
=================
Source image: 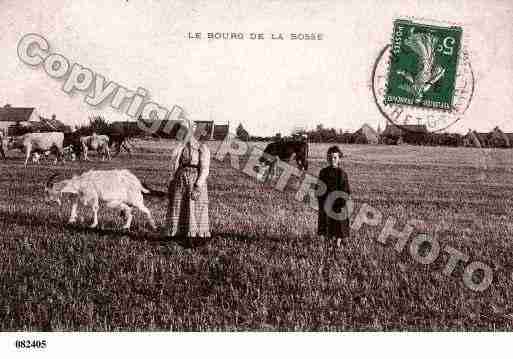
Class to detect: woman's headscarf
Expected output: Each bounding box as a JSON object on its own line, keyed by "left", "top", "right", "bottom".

{"left": 170, "top": 119, "right": 201, "bottom": 172}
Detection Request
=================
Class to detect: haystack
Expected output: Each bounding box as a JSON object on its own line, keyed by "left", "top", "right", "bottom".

{"left": 488, "top": 126, "right": 511, "bottom": 148}
{"left": 353, "top": 123, "right": 379, "bottom": 144}
{"left": 464, "top": 130, "right": 482, "bottom": 148}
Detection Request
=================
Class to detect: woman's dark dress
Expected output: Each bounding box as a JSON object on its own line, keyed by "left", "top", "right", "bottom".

{"left": 317, "top": 166, "right": 351, "bottom": 238}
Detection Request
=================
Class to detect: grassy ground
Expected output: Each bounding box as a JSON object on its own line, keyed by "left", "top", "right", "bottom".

{"left": 0, "top": 140, "right": 512, "bottom": 330}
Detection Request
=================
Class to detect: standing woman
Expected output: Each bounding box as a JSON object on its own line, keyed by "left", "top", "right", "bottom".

{"left": 0, "top": 129, "right": 6, "bottom": 160}
{"left": 163, "top": 120, "right": 211, "bottom": 239}
{"left": 317, "top": 146, "right": 351, "bottom": 249}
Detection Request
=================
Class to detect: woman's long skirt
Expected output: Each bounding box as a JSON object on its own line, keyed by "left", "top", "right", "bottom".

{"left": 165, "top": 167, "right": 210, "bottom": 237}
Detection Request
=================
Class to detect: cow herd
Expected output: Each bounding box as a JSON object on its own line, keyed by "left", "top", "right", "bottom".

{"left": 1, "top": 130, "right": 310, "bottom": 175}
{"left": 0, "top": 131, "right": 113, "bottom": 166}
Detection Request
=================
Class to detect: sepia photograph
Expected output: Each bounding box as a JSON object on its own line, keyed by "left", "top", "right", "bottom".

{"left": 0, "top": 0, "right": 512, "bottom": 356}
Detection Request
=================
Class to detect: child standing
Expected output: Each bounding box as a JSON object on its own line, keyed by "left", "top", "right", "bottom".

{"left": 317, "top": 146, "right": 351, "bottom": 248}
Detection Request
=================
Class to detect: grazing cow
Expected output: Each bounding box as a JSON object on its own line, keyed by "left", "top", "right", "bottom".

{"left": 258, "top": 139, "right": 309, "bottom": 180}
{"left": 45, "top": 169, "right": 157, "bottom": 230}
{"left": 80, "top": 133, "right": 111, "bottom": 161}
{"left": 7, "top": 132, "right": 65, "bottom": 166}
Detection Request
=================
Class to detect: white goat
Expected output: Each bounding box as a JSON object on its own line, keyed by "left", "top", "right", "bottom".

{"left": 45, "top": 169, "right": 156, "bottom": 230}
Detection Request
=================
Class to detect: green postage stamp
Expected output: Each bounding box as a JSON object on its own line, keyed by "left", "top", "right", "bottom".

{"left": 385, "top": 19, "right": 462, "bottom": 110}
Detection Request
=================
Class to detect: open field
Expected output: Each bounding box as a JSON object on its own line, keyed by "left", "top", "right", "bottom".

{"left": 0, "top": 140, "right": 512, "bottom": 330}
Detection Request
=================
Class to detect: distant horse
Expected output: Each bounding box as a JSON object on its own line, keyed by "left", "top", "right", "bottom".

{"left": 258, "top": 139, "right": 309, "bottom": 180}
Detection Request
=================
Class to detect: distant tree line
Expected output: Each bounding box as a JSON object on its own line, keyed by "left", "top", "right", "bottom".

{"left": 77, "top": 115, "right": 184, "bottom": 139}
{"left": 19, "top": 115, "right": 513, "bottom": 149}
{"left": 242, "top": 122, "right": 513, "bottom": 149}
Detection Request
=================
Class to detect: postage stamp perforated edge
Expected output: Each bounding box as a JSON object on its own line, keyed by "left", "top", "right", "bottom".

{"left": 372, "top": 15, "right": 474, "bottom": 133}
{"left": 383, "top": 18, "right": 464, "bottom": 112}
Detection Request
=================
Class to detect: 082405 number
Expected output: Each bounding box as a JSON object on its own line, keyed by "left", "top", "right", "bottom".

{"left": 15, "top": 339, "right": 47, "bottom": 349}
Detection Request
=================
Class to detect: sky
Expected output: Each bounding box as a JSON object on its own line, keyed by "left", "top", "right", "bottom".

{"left": 0, "top": 0, "right": 512, "bottom": 136}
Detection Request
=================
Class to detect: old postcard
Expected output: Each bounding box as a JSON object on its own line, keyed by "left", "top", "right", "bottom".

{"left": 0, "top": 0, "right": 512, "bottom": 356}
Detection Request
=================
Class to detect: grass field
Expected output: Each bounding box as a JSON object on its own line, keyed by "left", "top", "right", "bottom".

{"left": 1, "top": 140, "right": 512, "bottom": 330}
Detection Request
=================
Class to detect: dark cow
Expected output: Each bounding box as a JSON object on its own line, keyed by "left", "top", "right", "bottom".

{"left": 258, "top": 139, "right": 308, "bottom": 180}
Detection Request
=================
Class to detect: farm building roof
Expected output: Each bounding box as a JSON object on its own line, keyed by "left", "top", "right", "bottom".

{"left": 38, "top": 115, "right": 71, "bottom": 132}
{"left": 0, "top": 106, "right": 36, "bottom": 122}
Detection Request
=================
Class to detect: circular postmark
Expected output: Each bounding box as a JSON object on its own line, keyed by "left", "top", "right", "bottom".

{"left": 372, "top": 44, "right": 475, "bottom": 133}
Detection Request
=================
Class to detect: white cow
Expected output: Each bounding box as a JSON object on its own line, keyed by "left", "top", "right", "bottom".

{"left": 7, "top": 132, "right": 65, "bottom": 166}
{"left": 45, "top": 169, "right": 156, "bottom": 230}
{"left": 80, "top": 133, "right": 111, "bottom": 161}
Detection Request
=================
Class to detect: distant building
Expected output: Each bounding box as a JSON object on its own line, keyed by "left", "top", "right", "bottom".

{"left": 0, "top": 105, "right": 39, "bottom": 135}
{"left": 194, "top": 120, "right": 214, "bottom": 140}
{"left": 178, "top": 120, "right": 228, "bottom": 140}
{"left": 117, "top": 118, "right": 228, "bottom": 140}
{"left": 381, "top": 123, "right": 428, "bottom": 145}
{"left": 38, "top": 114, "right": 73, "bottom": 133}
{"left": 381, "top": 123, "right": 428, "bottom": 137}
{"left": 212, "top": 124, "right": 229, "bottom": 140}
